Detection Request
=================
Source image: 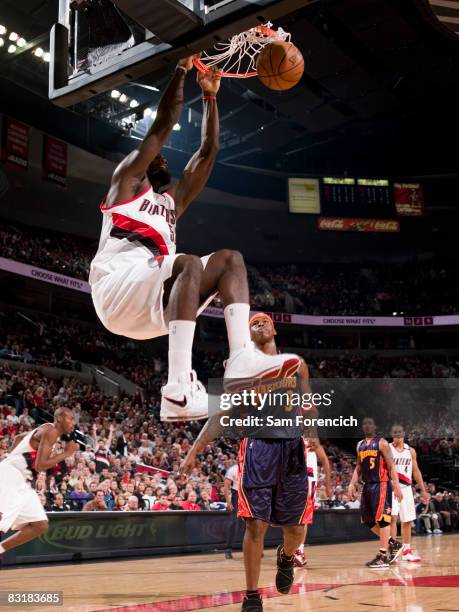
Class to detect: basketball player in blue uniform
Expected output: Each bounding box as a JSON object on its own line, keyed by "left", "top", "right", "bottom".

{"left": 181, "top": 313, "right": 310, "bottom": 611}
{"left": 348, "top": 417, "right": 403, "bottom": 568}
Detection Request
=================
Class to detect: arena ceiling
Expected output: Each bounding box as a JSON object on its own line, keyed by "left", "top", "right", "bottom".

{"left": 1, "top": 0, "right": 459, "bottom": 176}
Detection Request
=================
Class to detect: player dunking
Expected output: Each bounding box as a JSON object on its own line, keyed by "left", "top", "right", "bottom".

{"left": 389, "top": 424, "right": 430, "bottom": 562}
{"left": 181, "top": 313, "right": 309, "bottom": 611}
{"left": 0, "top": 408, "right": 78, "bottom": 557}
{"left": 348, "top": 417, "right": 403, "bottom": 568}
{"left": 89, "top": 58, "right": 299, "bottom": 423}
{"left": 294, "top": 437, "right": 332, "bottom": 567}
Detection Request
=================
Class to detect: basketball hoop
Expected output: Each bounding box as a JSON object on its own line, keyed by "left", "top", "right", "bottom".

{"left": 193, "top": 22, "right": 291, "bottom": 78}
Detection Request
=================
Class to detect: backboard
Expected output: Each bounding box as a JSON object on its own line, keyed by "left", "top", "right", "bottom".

{"left": 49, "top": 0, "right": 314, "bottom": 107}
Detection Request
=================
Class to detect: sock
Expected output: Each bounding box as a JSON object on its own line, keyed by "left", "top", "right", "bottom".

{"left": 280, "top": 547, "right": 295, "bottom": 562}
{"left": 379, "top": 548, "right": 387, "bottom": 555}
{"left": 402, "top": 543, "right": 410, "bottom": 551}
{"left": 246, "top": 590, "right": 260, "bottom": 599}
{"left": 0, "top": 544, "right": 5, "bottom": 554}
{"left": 298, "top": 544, "right": 305, "bottom": 552}
{"left": 167, "top": 320, "right": 196, "bottom": 383}
{"left": 224, "top": 303, "right": 251, "bottom": 355}
{"left": 389, "top": 537, "right": 396, "bottom": 544}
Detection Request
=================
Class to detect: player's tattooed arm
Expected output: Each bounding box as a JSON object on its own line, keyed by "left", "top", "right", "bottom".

{"left": 411, "top": 447, "right": 430, "bottom": 504}
{"left": 379, "top": 438, "right": 403, "bottom": 502}
{"left": 172, "top": 67, "right": 221, "bottom": 218}
{"left": 179, "top": 413, "right": 224, "bottom": 473}
{"left": 35, "top": 426, "right": 79, "bottom": 471}
{"left": 114, "top": 57, "right": 193, "bottom": 183}
{"left": 348, "top": 442, "right": 362, "bottom": 499}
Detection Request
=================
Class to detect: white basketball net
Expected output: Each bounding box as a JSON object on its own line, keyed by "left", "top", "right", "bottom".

{"left": 196, "top": 22, "right": 291, "bottom": 78}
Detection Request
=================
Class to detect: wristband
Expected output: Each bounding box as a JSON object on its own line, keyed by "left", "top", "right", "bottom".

{"left": 176, "top": 65, "right": 188, "bottom": 74}
{"left": 202, "top": 95, "right": 216, "bottom": 101}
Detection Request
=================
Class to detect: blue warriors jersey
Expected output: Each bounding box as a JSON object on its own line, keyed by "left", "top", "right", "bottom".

{"left": 358, "top": 437, "right": 389, "bottom": 483}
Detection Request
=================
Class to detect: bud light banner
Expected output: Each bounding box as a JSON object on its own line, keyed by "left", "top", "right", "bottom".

{"left": 317, "top": 217, "right": 400, "bottom": 233}
{"left": 1, "top": 116, "right": 30, "bottom": 170}
{"left": 42, "top": 135, "right": 67, "bottom": 187}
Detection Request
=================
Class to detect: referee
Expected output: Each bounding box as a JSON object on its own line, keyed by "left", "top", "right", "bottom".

{"left": 224, "top": 461, "right": 239, "bottom": 559}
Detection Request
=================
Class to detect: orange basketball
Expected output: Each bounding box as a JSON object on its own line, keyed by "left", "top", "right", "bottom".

{"left": 256, "top": 41, "right": 304, "bottom": 91}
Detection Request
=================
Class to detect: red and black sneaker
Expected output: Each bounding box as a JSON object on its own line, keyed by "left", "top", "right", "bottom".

{"left": 366, "top": 552, "right": 390, "bottom": 569}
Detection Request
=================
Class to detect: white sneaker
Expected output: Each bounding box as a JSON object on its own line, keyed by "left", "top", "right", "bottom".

{"left": 160, "top": 370, "right": 208, "bottom": 422}
{"left": 433, "top": 529, "right": 443, "bottom": 535}
{"left": 426, "top": 529, "right": 433, "bottom": 535}
{"left": 402, "top": 549, "right": 421, "bottom": 562}
{"left": 224, "top": 345, "right": 301, "bottom": 391}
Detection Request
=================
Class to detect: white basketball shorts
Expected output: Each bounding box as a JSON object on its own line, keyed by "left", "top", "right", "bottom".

{"left": 391, "top": 485, "right": 416, "bottom": 523}
{"left": 0, "top": 464, "right": 47, "bottom": 533}
{"left": 90, "top": 250, "right": 216, "bottom": 340}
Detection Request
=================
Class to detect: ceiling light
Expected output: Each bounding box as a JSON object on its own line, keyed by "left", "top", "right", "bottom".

{"left": 34, "top": 47, "right": 44, "bottom": 58}
{"left": 43, "top": 52, "right": 50, "bottom": 62}
{"left": 9, "top": 32, "right": 18, "bottom": 42}
{"left": 0, "top": 25, "right": 7, "bottom": 35}
{"left": 143, "top": 108, "right": 153, "bottom": 118}
{"left": 111, "top": 89, "right": 121, "bottom": 99}
{"left": 17, "top": 37, "right": 26, "bottom": 47}
{"left": 119, "top": 93, "right": 128, "bottom": 103}
{"left": 173, "top": 123, "right": 181, "bottom": 131}
{"left": 8, "top": 44, "right": 16, "bottom": 54}
{"left": 129, "top": 99, "right": 139, "bottom": 108}
{"left": 0, "top": 38, "right": 4, "bottom": 47}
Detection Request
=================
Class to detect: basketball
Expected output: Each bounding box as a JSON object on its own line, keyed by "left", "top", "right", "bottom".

{"left": 256, "top": 41, "right": 304, "bottom": 91}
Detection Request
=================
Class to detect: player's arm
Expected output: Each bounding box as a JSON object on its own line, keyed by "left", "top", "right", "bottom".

{"left": 310, "top": 439, "right": 333, "bottom": 497}
{"left": 224, "top": 477, "right": 234, "bottom": 511}
{"left": 171, "top": 68, "right": 221, "bottom": 219}
{"left": 379, "top": 438, "right": 403, "bottom": 502}
{"left": 9, "top": 431, "right": 29, "bottom": 452}
{"left": 348, "top": 442, "right": 362, "bottom": 499}
{"left": 411, "top": 447, "right": 430, "bottom": 504}
{"left": 114, "top": 58, "right": 193, "bottom": 184}
{"left": 180, "top": 413, "right": 224, "bottom": 473}
{"left": 35, "top": 428, "right": 79, "bottom": 471}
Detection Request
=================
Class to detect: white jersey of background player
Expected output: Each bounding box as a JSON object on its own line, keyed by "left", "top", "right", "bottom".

{"left": 0, "top": 408, "right": 78, "bottom": 557}
{"left": 389, "top": 424, "right": 430, "bottom": 562}
{"left": 89, "top": 56, "right": 301, "bottom": 422}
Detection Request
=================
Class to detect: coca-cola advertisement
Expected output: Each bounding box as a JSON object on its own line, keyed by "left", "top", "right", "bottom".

{"left": 317, "top": 217, "right": 400, "bottom": 232}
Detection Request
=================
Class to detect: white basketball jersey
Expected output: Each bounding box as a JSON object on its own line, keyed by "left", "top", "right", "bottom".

{"left": 390, "top": 442, "right": 413, "bottom": 486}
{"left": 2, "top": 429, "right": 38, "bottom": 479}
{"left": 89, "top": 185, "right": 176, "bottom": 284}
{"left": 306, "top": 444, "right": 318, "bottom": 482}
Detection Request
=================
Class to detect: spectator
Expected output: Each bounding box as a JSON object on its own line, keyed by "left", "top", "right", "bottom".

{"left": 83, "top": 489, "right": 108, "bottom": 511}
{"left": 182, "top": 491, "right": 201, "bottom": 511}
{"left": 124, "top": 495, "right": 140, "bottom": 512}
{"left": 50, "top": 493, "right": 71, "bottom": 512}
{"left": 152, "top": 494, "right": 170, "bottom": 511}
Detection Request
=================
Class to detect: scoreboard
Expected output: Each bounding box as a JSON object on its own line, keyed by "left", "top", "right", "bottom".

{"left": 288, "top": 175, "right": 423, "bottom": 221}
{"left": 357, "top": 178, "right": 391, "bottom": 206}
{"left": 322, "top": 177, "right": 391, "bottom": 208}
{"left": 322, "top": 177, "right": 356, "bottom": 206}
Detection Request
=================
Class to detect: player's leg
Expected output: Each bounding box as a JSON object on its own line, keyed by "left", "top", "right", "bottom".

{"left": 161, "top": 255, "right": 207, "bottom": 421}
{"left": 199, "top": 249, "right": 301, "bottom": 383}
{"left": 388, "top": 491, "right": 403, "bottom": 563}
{"left": 0, "top": 520, "right": 48, "bottom": 553}
{"left": 294, "top": 524, "right": 308, "bottom": 567}
{"left": 399, "top": 490, "right": 421, "bottom": 562}
{"left": 241, "top": 519, "right": 268, "bottom": 611}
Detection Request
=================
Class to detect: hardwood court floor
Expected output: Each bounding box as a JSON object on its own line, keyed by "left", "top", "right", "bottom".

{"left": 1, "top": 535, "right": 458, "bottom": 611}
